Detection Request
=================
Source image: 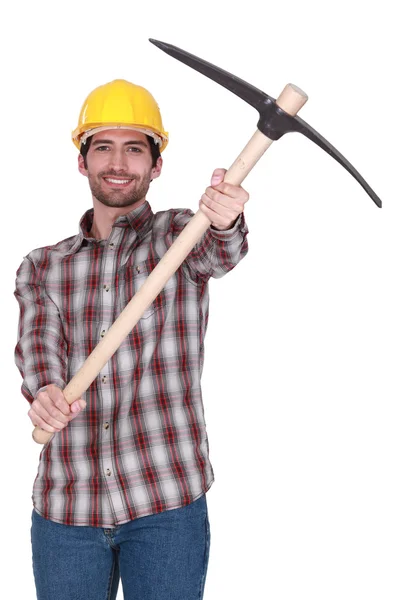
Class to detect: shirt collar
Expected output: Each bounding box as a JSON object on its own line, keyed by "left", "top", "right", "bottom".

{"left": 69, "top": 201, "right": 155, "bottom": 253}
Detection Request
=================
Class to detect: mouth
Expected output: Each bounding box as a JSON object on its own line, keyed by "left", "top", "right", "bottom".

{"left": 103, "top": 177, "right": 135, "bottom": 188}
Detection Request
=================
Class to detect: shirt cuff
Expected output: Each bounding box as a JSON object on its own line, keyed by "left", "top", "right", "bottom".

{"left": 209, "top": 213, "right": 248, "bottom": 240}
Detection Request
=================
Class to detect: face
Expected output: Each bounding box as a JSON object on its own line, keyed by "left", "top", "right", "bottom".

{"left": 78, "top": 129, "right": 162, "bottom": 209}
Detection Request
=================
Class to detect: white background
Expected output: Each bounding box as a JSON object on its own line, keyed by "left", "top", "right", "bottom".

{"left": 1, "top": 1, "right": 399, "bottom": 598}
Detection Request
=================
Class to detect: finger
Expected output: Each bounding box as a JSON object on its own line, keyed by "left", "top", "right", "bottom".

{"left": 199, "top": 202, "right": 237, "bottom": 230}
{"left": 201, "top": 192, "right": 243, "bottom": 220}
{"left": 28, "top": 410, "right": 58, "bottom": 434}
{"left": 41, "top": 397, "right": 71, "bottom": 425}
{"left": 38, "top": 392, "right": 72, "bottom": 423}
{"left": 210, "top": 168, "right": 227, "bottom": 187}
{"left": 29, "top": 404, "right": 65, "bottom": 432}
{"left": 70, "top": 399, "right": 87, "bottom": 417}
{"left": 203, "top": 191, "right": 245, "bottom": 215}
{"left": 207, "top": 181, "right": 250, "bottom": 203}
{"left": 31, "top": 398, "right": 70, "bottom": 429}
{"left": 46, "top": 385, "right": 71, "bottom": 416}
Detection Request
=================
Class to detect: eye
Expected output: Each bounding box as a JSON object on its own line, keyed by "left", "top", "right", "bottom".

{"left": 95, "top": 145, "right": 110, "bottom": 152}
{"left": 127, "top": 146, "right": 142, "bottom": 153}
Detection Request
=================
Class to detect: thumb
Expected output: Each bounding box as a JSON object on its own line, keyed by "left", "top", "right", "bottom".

{"left": 71, "top": 399, "right": 87, "bottom": 415}
{"left": 211, "top": 168, "right": 226, "bottom": 187}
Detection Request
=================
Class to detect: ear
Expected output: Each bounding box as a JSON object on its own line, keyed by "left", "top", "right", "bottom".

{"left": 78, "top": 154, "right": 88, "bottom": 177}
{"left": 151, "top": 156, "right": 163, "bottom": 181}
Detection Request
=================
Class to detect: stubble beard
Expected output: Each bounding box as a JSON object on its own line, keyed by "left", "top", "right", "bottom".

{"left": 88, "top": 169, "right": 152, "bottom": 208}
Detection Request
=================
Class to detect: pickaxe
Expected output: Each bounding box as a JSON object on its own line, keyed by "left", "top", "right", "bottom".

{"left": 33, "top": 41, "right": 381, "bottom": 444}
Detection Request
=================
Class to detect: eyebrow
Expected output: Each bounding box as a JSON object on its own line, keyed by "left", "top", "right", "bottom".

{"left": 92, "top": 139, "right": 148, "bottom": 147}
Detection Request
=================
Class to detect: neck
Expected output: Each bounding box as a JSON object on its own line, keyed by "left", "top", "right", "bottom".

{"left": 90, "top": 197, "right": 146, "bottom": 240}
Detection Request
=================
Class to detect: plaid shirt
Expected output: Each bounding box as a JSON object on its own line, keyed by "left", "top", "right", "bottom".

{"left": 14, "top": 201, "right": 248, "bottom": 527}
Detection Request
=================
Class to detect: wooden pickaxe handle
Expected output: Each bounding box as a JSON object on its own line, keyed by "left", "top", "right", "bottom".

{"left": 32, "top": 83, "right": 308, "bottom": 445}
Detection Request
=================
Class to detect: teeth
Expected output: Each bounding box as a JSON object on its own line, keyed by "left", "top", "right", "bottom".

{"left": 105, "top": 178, "right": 131, "bottom": 184}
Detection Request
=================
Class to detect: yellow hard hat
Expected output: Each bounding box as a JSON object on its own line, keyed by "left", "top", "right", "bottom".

{"left": 72, "top": 79, "right": 169, "bottom": 152}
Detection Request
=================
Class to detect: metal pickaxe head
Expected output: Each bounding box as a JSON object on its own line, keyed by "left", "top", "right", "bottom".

{"left": 149, "top": 39, "right": 381, "bottom": 208}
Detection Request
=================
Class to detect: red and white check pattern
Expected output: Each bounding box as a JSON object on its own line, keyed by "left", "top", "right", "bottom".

{"left": 15, "top": 202, "right": 248, "bottom": 526}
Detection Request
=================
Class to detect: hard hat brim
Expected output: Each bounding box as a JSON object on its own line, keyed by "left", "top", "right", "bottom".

{"left": 72, "top": 124, "right": 169, "bottom": 152}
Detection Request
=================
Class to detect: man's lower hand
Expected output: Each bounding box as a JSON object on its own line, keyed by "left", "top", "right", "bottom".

{"left": 29, "top": 384, "right": 86, "bottom": 433}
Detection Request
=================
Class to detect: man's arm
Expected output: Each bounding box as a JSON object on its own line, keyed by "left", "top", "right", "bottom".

{"left": 14, "top": 256, "right": 85, "bottom": 433}
{"left": 172, "top": 169, "right": 250, "bottom": 283}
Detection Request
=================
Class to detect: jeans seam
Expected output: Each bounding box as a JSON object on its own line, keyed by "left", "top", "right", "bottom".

{"left": 198, "top": 513, "right": 210, "bottom": 599}
{"left": 106, "top": 557, "right": 117, "bottom": 600}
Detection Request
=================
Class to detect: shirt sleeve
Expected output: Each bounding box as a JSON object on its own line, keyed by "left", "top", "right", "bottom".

{"left": 171, "top": 210, "right": 249, "bottom": 283}
{"left": 14, "top": 256, "right": 67, "bottom": 403}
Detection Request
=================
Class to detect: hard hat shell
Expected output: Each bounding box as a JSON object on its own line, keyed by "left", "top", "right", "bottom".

{"left": 72, "top": 79, "right": 169, "bottom": 151}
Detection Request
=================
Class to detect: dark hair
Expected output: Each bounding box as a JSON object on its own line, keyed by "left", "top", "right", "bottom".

{"left": 80, "top": 134, "right": 161, "bottom": 169}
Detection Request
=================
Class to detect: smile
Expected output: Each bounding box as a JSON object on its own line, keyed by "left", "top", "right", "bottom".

{"left": 104, "top": 178, "right": 133, "bottom": 185}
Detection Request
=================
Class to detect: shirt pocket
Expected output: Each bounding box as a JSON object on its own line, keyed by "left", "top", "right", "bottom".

{"left": 118, "top": 258, "right": 166, "bottom": 320}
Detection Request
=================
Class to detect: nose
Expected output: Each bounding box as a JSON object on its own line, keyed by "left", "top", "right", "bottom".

{"left": 108, "top": 147, "right": 128, "bottom": 171}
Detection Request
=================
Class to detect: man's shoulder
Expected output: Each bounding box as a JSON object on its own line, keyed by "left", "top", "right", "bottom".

{"left": 24, "top": 233, "right": 80, "bottom": 264}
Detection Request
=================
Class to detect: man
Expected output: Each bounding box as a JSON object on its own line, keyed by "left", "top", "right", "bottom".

{"left": 15, "top": 79, "right": 249, "bottom": 599}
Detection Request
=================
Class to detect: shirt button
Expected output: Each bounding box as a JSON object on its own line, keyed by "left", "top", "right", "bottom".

{"left": 106, "top": 468, "right": 112, "bottom": 476}
{"left": 136, "top": 266, "right": 141, "bottom": 273}
{"left": 100, "top": 330, "right": 106, "bottom": 338}
{"left": 109, "top": 242, "right": 115, "bottom": 248}
{"left": 103, "top": 285, "right": 110, "bottom": 292}
{"left": 104, "top": 422, "right": 110, "bottom": 430}
{"left": 102, "top": 375, "right": 107, "bottom": 383}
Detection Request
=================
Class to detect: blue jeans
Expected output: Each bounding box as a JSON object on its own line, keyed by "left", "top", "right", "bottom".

{"left": 31, "top": 494, "right": 210, "bottom": 600}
